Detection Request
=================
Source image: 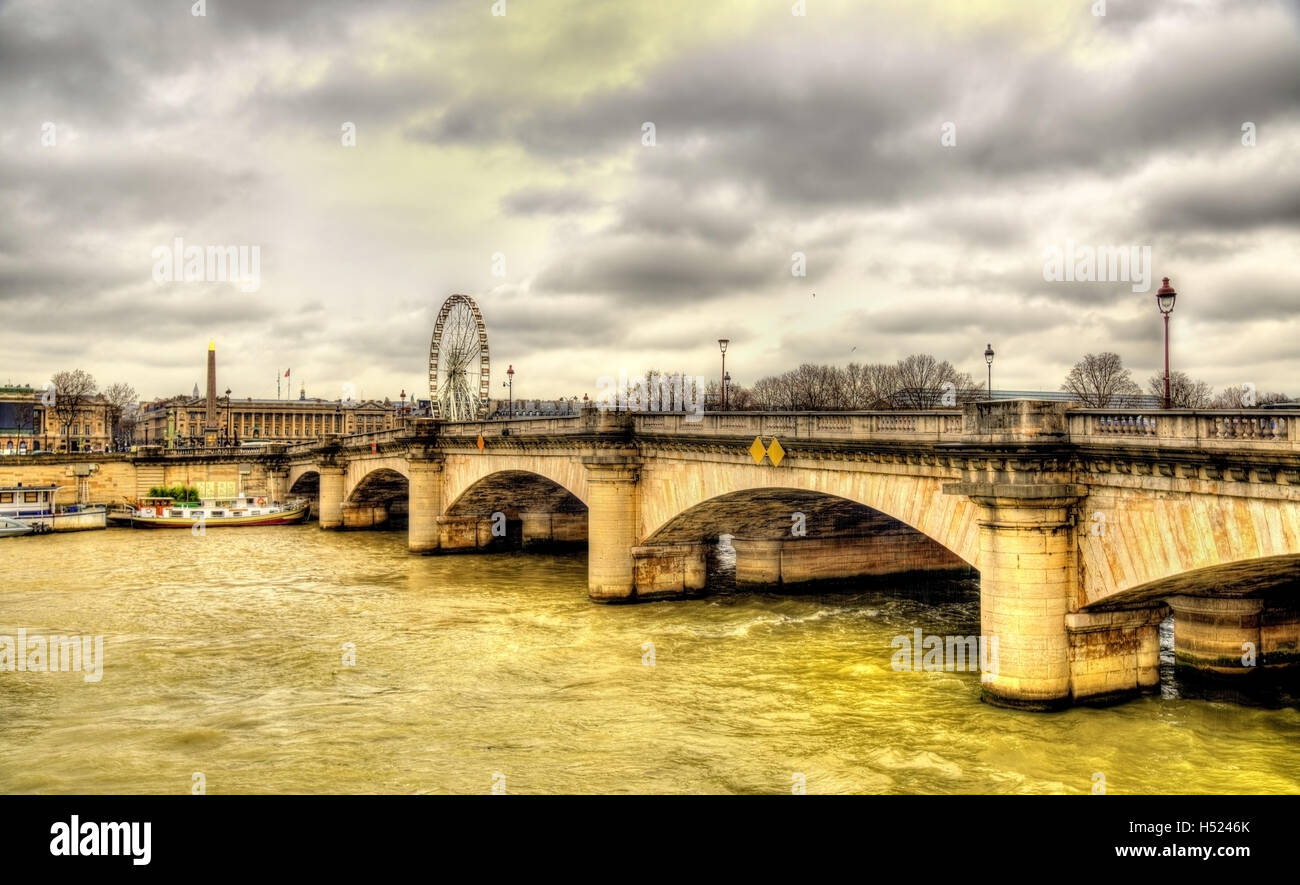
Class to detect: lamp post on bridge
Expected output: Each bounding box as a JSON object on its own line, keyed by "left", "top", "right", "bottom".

{"left": 718, "top": 339, "right": 729, "bottom": 411}
{"left": 504, "top": 364, "right": 515, "bottom": 419}
{"left": 1156, "top": 277, "right": 1177, "bottom": 409}
{"left": 984, "top": 344, "right": 994, "bottom": 400}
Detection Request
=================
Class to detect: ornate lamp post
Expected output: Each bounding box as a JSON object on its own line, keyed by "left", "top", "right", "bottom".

{"left": 224, "top": 388, "right": 231, "bottom": 445}
{"left": 1156, "top": 277, "right": 1177, "bottom": 409}
{"left": 504, "top": 364, "right": 515, "bottom": 418}
{"left": 718, "top": 339, "right": 730, "bottom": 410}
{"left": 724, "top": 371, "right": 731, "bottom": 409}
{"left": 984, "top": 344, "right": 995, "bottom": 400}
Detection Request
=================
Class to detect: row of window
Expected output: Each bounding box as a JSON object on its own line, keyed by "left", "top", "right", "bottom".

{"left": 0, "top": 492, "right": 42, "bottom": 503}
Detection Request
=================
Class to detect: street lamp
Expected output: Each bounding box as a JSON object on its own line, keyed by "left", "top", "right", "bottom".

{"left": 1156, "top": 277, "right": 1177, "bottom": 409}
{"left": 503, "top": 364, "right": 515, "bottom": 419}
{"left": 718, "top": 339, "right": 730, "bottom": 410}
{"left": 984, "top": 344, "right": 995, "bottom": 400}
{"left": 224, "top": 388, "right": 231, "bottom": 446}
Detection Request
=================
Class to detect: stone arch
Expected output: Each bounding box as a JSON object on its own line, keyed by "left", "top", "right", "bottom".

{"left": 441, "top": 453, "right": 589, "bottom": 514}
{"left": 636, "top": 459, "right": 979, "bottom": 567}
{"left": 1078, "top": 490, "right": 1300, "bottom": 607}
{"left": 288, "top": 469, "right": 320, "bottom": 520}
{"left": 286, "top": 462, "right": 317, "bottom": 491}
{"left": 289, "top": 469, "right": 319, "bottom": 497}
{"left": 343, "top": 466, "right": 410, "bottom": 529}
{"left": 445, "top": 469, "right": 586, "bottom": 517}
{"left": 1082, "top": 554, "right": 1300, "bottom": 610}
{"left": 440, "top": 466, "right": 588, "bottom": 552}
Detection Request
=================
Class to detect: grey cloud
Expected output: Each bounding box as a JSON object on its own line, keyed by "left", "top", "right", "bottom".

{"left": 534, "top": 236, "right": 774, "bottom": 301}
{"left": 1141, "top": 163, "right": 1300, "bottom": 232}
{"left": 501, "top": 186, "right": 601, "bottom": 216}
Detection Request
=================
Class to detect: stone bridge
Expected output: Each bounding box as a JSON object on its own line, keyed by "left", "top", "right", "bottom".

{"left": 279, "top": 400, "right": 1300, "bottom": 710}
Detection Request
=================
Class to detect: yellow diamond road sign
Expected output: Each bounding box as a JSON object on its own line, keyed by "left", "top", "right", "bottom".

{"left": 767, "top": 438, "right": 785, "bottom": 467}
{"left": 749, "top": 437, "right": 785, "bottom": 466}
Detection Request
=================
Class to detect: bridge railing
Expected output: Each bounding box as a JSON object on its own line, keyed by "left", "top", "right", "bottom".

{"left": 1069, "top": 409, "right": 1300, "bottom": 450}
{"left": 634, "top": 411, "right": 965, "bottom": 440}
{"left": 437, "top": 415, "right": 589, "bottom": 437}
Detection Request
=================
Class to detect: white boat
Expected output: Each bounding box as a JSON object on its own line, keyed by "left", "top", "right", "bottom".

{"left": 117, "top": 493, "right": 311, "bottom": 528}
{"left": 0, "top": 484, "right": 107, "bottom": 532}
{"left": 0, "top": 516, "right": 34, "bottom": 538}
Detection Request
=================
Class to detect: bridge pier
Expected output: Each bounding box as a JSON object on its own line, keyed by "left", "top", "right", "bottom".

{"left": 631, "top": 543, "right": 708, "bottom": 599}
{"left": 732, "top": 534, "right": 970, "bottom": 588}
{"left": 949, "top": 483, "right": 1084, "bottom": 710}
{"left": 519, "top": 511, "right": 588, "bottom": 547}
{"left": 436, "top": 515, "right": 483, "bottom": 551}
{"left": 731, "top": 538, "right": 784, "bottom": 586}
{"left": 1262, "top": 601, "right": 1300, "bottom": 668}
{"left": 341, "top": 501, "right": 388, "bottom": 529}
{"left": 408, "top": 458, "right": 443, "bottom": 554}
{"left": 1065, "top": 607, "right": 1165, "bottom": 703}
{"left": 1168, "top": 596, "right": 1264, "bottom": 675}
{"left": 318, "top": 465, "right": 345, "bottom": 530}
{"left": 583, "top": 452, "right": 640, "bottom": 601}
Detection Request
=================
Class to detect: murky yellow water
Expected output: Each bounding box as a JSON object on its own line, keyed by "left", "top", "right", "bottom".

{"left": 1, "top": 527, "right": 1297, "bottom": 794}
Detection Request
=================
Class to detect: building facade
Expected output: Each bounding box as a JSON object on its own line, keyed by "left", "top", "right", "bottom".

{"left": 138, "top": 393, "right": 398, "bottom": 448}
{"left": 0, "top": 386, "right": 112, "bottom": 454}
{"left": 134, "top": 342, "right": 402, "bottom": 448}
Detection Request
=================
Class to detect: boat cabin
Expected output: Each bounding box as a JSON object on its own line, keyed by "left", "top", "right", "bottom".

{"left": 137, "top": 493, "right": 282, "bottom": 519}
{"left": 0, "top": 484, "right": 59, "bottom": 519}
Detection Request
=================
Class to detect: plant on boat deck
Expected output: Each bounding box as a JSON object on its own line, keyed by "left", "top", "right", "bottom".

{"left": 146, "top": 485, "right": 201, "bottom": 504}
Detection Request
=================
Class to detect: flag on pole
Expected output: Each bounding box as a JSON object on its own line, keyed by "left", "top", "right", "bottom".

{"left": 285, "top": 368, "right": 291, "bottom": 377}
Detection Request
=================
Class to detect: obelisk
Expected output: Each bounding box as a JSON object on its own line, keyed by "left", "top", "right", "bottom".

{"left": 203, "top": 339, "right": 219, "bottom": 446}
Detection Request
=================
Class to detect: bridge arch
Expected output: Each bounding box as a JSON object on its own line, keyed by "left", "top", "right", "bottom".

{"left": 1079, "top": 488, "right": 1300, "bottom": 608}
{"left": 445, "top": 469, "right": 586, "bottom": 518}
{"left": 440, "top": 466, "right": 588, "bottom": 552}
{"left": 636, "top": 459, "right": 980, "bottom": 567}
{"left": 441, "top": 452, "right": 589, "bottom": 514}
{"left": 340, "top": 466, "right": 410, "bottom": 529}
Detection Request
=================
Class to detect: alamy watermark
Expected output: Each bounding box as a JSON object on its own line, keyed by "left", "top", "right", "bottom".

{"left": 0, "top": 630, "right": 104, "bottom": 682}
{"left": 594, "top": 371, "right": 706, "bottom": 422}
{"left": 152, "top": 236, "right": 261, "bottom": 293}
{"left": 1042, "top": 240, "right": 1152, "bottom": 293}
{"left": 891, "top": 629, "right": 998, "bottom": 682}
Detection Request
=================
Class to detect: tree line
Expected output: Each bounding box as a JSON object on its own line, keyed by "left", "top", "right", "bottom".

{"left": 661, "top": 351, "right": 1292, "bottom": 412}
{"left": 1061, "top": 352, "right": 1290, "bottom": 408}
{"left": 43, "top": 369, "right": 138, "bottom": 450}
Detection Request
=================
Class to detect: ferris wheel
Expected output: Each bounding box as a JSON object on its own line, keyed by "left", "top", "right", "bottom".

{"left": 429, "top": 294, "right": 491, "bottom": 421}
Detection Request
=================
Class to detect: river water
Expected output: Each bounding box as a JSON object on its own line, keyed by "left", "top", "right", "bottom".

{"left": 1, "top": 527, "right": 1297, "bottom": 794}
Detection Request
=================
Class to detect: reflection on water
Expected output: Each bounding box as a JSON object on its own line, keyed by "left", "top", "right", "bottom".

{"left": 0, "top": 526, "right": 1297, "bottom": 794}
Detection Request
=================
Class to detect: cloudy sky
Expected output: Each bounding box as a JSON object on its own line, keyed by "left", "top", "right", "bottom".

{"left": 2, "top": 0, "right": 1298, "bottom": 404}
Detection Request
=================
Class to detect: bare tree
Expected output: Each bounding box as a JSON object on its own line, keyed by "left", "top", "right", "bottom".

{"left": 1147, "top": 371, "right": 1212, "bottom": 408}
{"left": 861, "top": 362, "right": 902, "bottom": 408}
{"left": 841, "top": 362, "right": 901, "bottom": 409}
{"left": 749, "top": 373, "right": 795, "bottom": 411}
{"left": 102, "top": 381, "right": 137, "bottom": 448}
{"left": 892, "top": 354, "right": 976, "bottom": 409}
{"left": 49, "top": 369, "right": 98, "bottom": 451}
{"left": 788, "top": 363, "right": 841, "bottom": 409}
{"left": 1061, "top": 353, "right": 1140, "bottom": 407}
{"left": 1209, "top": 384, "right": 1293, "bottom": 408}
